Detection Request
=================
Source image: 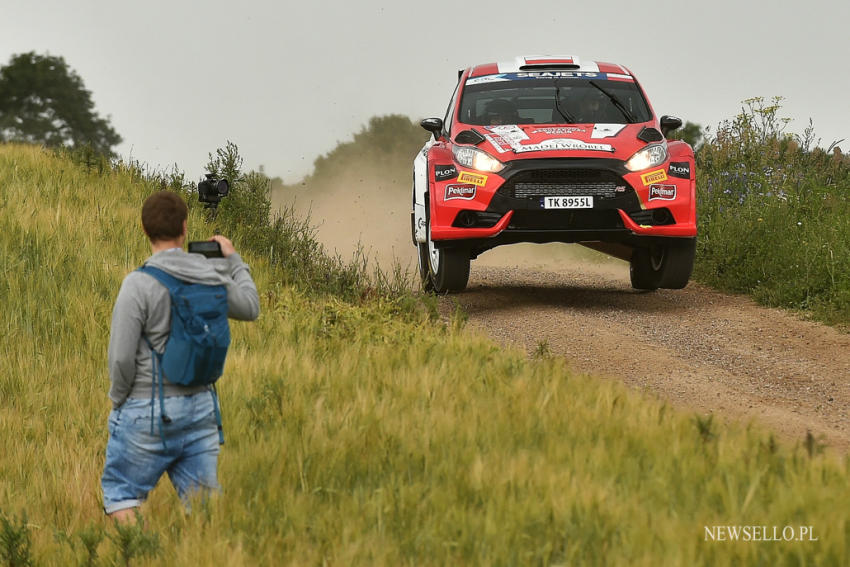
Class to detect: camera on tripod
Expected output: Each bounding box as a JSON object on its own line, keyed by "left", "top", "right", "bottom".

{"left": 197, "top": 174, "right": 229, "bottom": 209}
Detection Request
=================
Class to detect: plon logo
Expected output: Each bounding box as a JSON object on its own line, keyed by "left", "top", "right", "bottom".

{"left": 668, "top": 161, "right": 691, "bottom": 179}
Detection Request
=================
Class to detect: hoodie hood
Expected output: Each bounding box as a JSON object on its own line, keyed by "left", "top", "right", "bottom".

{"left": 145, "top": 248, "right": 233, "bottom": 286}
{"left": 466, "top": 123, "right": 652, "bottom": 161}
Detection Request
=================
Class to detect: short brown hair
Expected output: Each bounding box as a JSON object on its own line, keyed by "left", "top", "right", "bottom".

{"left": 141, "top": 191, "right": 188, "bottom": 242}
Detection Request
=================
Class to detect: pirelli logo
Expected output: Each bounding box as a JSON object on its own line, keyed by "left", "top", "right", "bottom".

{"left": 641, "top": 169, "right": 668, "bottom": 185}
{"left": 457, "top": 172, "right": 488, "bottom": 186}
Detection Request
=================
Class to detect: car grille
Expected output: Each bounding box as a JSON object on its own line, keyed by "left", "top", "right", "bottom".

{"left": 501, "top": 169, "right": 628, "bottom": 200}
{"left": 513, "top": 182, "right": 617, "bottom": 198}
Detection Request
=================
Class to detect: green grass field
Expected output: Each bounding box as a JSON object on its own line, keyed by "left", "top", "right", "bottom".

{"left": 1, "top": 144, "right": 848, "bottom": 566}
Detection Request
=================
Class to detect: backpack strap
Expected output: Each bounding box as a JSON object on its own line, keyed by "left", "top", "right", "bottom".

{"left": 138, "top": 264, "right": 186, "bottom": 294}
{"left": 137, "top": 264, "right": 186, "bottom": 447}
{"left": 142, "top": 335, "right": 170, "bottom": 448}
{"left": 210, "top": 386, "right": 225, "bottom": 445}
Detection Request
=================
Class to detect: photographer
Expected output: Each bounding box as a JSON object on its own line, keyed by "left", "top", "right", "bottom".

{"left": 101, "top": 190, "right": 259, "bottom": 521}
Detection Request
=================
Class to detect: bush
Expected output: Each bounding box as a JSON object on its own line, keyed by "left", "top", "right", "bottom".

{"left": 695, "top": 97, "right": 850, "bottom": 325}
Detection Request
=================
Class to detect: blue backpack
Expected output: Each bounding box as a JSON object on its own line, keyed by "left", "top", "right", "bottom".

{"left": 138, "top": 265, "right": 230, "bottom": 444}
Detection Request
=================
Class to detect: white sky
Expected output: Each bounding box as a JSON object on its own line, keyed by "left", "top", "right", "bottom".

{"left": 2, "top": 0, "right": 848, "bottom": 183}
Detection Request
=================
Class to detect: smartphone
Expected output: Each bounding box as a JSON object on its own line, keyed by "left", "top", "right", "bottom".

{"left": 188, "top": 240, "right": 223, "bottom": 258}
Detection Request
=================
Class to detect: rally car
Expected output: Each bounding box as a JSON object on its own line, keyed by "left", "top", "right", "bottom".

{"left": 412, "top": 55, "right": 696, "bottom": 292}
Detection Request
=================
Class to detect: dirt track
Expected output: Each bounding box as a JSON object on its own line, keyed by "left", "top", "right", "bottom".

{"left": 443, "top": 258, "right": 850, "bottom": 453}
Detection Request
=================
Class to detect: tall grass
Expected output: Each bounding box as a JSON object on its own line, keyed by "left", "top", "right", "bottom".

{"left": 1, "top": 143, "right": 848, "bottom": 565}
{"left": 695, "top": 97, "right": 850, "bottom": 327}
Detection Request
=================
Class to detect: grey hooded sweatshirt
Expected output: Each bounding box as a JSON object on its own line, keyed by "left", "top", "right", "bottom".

{"left": 107, "top": 248, "right": 260, "bottom": 408}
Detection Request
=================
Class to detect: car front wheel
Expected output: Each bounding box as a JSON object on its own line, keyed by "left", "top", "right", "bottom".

{"left": 630, "top": 244, "right": 665, "bottom": 290}
{"left": 424, "top": 223, "right": 470, "bottom": 293}
{"left": 416, "top": 241, "right": 434, "bottom": 292}
{"left": 630, "top": 239, "right": 696, "bottom": 291}
{"left": 658, "top": 238, "right": 696, "bottom": 289}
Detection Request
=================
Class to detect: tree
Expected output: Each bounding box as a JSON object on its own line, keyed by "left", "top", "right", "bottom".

{"left": 669, "top": 120, "right": 703, "bottom": 149}
{"left": 0, "top": 52, "right": 121, "bottom": 155}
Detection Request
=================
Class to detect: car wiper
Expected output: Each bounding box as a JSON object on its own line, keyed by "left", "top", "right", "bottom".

{"left": 589, "top": 80, "right": 636, "bottom": 123}
{"left": 553, "top": 81, "right": 577, "bottom": 123}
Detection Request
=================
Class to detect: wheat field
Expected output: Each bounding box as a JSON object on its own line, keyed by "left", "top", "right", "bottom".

{"left": 0, "top": 144, "right": 847, "bottom": 566}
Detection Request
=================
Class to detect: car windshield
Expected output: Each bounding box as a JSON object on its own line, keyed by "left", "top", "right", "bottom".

{"left": 458, "top": 76, "right": 652, "bottom": 126}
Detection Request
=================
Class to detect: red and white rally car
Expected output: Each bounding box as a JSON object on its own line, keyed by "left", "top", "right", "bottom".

{"left": 412, "top": 55, "right": 696, "bottom": 292}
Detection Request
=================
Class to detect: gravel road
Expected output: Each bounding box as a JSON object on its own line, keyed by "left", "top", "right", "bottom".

{"left": 441, "top": 258, "right": 850, "bottom": 453}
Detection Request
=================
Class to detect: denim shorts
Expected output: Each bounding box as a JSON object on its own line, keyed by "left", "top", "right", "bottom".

{"left": 101, "top": 392, "right": 221, "bottom": 514}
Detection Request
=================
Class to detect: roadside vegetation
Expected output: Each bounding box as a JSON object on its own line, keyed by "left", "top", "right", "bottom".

{"left": 1, "top": 142, "right": 848, "bottom": 565}
{"left": 695, "top": 97, "right": 850, "bottom": 327}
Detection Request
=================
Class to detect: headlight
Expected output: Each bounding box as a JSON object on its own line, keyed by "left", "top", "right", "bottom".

{"left": 624, "top": 144, "right": 668, "bottom": 172}
{"left": 452, "top": 145, "right": 504, "bottom": 173}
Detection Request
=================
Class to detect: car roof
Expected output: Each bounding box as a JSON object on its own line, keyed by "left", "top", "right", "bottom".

{"left": 467, "top": 55, "right": 632, "bottom": 78}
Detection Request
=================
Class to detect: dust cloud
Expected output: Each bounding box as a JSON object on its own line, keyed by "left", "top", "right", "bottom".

{"left": 270, "top": 167, "right": 628, "bottom": 282}
{"left": 271, "top": 167, "right": 415, "bottom": 273}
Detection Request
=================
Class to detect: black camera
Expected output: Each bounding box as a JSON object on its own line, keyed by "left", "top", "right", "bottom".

{"left": 197, "top": 174, "right": 229, "bottom": 208}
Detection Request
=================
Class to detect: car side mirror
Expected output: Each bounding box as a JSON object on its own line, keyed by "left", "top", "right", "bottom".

{"left": 660, "top": 115, "right": 683, "bottom": 138}
{"left": 420, "top": 117, "right": 444, "bottom": 139}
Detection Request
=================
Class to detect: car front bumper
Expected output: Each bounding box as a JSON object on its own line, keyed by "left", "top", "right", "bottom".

{"left": 429, "top": 157, "right": 697, "bottom": 251}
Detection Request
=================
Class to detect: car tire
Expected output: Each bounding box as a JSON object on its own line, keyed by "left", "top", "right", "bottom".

{"left": 426, "top": 223, "right": 470, "bottom": 293}
{"left": 417, "top": 242, "right": 435, "bottom": 292}
{"left": 630, "top": 244, "right": 665, "bottom": 291}
{"left": 659, "top": 238, "right": 696, "bottom": 289}
{"left": 630, "top": 239, "right": 696, "bottom": 291}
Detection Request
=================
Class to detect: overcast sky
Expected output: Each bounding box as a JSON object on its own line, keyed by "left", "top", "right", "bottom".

{"left": 2, "top": 0, "right": 848, "bottom": 183}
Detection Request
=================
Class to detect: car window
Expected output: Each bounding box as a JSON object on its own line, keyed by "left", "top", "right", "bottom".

{"left": 443, "top": 78, "right": 462, "bottom": 135}
{"left": 458, "top": 77, "right": 651, "bottom": 125}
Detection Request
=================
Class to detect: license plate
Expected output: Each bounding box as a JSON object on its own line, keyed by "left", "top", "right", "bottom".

{"left": 542, "top": 196, "right": 593, "bottom": 209}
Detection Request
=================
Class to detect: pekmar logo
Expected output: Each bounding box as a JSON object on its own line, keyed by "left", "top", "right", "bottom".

{"left": 649, "top": 184, "right": 677, "bottom": 200}
{"left": 444, "top": 184, "right": 477, "bottom": 201}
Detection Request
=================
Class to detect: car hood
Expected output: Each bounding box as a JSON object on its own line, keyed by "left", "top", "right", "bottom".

{"left": 463, "top": 123, "right": 656, "bottom": 162}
